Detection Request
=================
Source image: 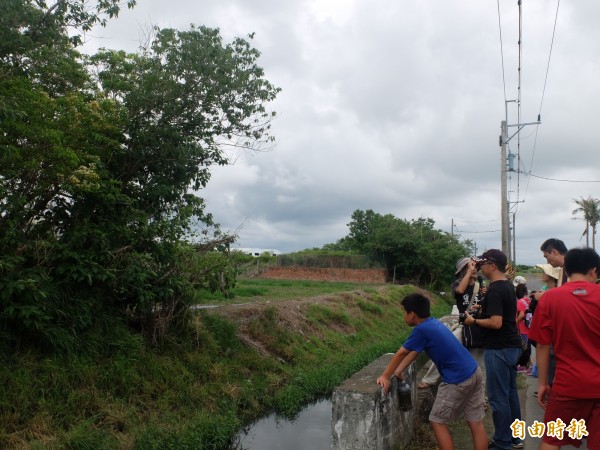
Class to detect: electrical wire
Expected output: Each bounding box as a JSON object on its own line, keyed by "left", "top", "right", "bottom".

{"left": 516, "top": 0, "right": 523, "bottom": 205}
{"left": 454, "top": 219, "right": 501, "bottom": 224}
{"left": 454, "top": 228, "right": 502, "bottom": 235}
{"left": 496, "top": 0, "right": 508, "bottom": 103}
{"left": 525, "top": 172, "right": 600, "bottom": 183}
{"left": 519, "top": 0, "right": 561, "bottom": 211}
{"left": 538, "top": 0, "right": 561, "bottom": 116}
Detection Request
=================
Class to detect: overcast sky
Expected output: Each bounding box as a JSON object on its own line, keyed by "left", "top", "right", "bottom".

{"left": 82, "top": 0, "right": 600, "bottom": 265}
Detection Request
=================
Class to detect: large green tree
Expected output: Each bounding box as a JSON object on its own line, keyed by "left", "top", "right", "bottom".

{"left": 0, "top": 1, "right": 279, "bottom": 349}
{"left": 342, "top": 209, "right": 474, "bottom": 288}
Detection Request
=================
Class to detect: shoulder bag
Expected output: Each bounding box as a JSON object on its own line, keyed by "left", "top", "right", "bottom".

{"left": 461, "top": 282, "right": 484, "bottom": 348}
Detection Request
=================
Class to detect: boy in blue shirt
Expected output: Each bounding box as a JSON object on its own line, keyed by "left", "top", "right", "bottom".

{"left": 376, "top": 293, "right": 488, "bottom": 450}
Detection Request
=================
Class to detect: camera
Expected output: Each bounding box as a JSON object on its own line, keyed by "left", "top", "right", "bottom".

{"left": 459, "top": 308, "right": 481, "bottom": 323}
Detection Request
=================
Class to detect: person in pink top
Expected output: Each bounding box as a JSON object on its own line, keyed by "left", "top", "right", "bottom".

{"left": 528, "top": 247, "right": 600, "bottom": 449}
{"left": 514, "top": 283, "right": 530, "bottom": 373}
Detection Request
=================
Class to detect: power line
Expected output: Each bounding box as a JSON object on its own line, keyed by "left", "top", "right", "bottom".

{"left": 455, "top": 229, "right": 502, "bottom": 235}
{"left": 518, "top": 0, "right": 561, "bottom": 213}
{"left": 538, "top": 0, "right": 561, "bottom": 116}
{"left": 525, "top": 172, "right": 600, "bottom": 183}
{"left": 454, "top": 219, "right": 501, "bottom": 224}
{"left": 496, "top": 0, "right": 508, "bottom": 103}
{"left": 516, "top": 0, "right": 523, "bottom": 197}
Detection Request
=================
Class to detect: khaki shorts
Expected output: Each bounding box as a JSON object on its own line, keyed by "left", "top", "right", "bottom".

{"left": 429, "top": 367, "right": 485, "bottom": 423}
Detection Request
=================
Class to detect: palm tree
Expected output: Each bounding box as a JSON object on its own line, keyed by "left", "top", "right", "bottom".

{"left": 589, "top": 200, "right": 600, "bottom": 250}
{"left": 572, "top": 196, "right": 600, "bottom": 249}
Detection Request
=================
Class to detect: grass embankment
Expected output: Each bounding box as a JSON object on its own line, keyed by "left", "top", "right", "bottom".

{"left": 0, "top": 279, "right": 453, "bottom": 449}
{"left": 196, "top": 277, "right": 391, "bottom": 304}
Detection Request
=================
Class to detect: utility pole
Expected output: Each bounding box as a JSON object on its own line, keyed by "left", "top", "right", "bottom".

{"left": 499, "top": 113, "right": 540, "bottom": 265}
{"left": 500, "top": 120, "right": 509, "bottom": 258}
{"left": 498, "top": 0, "right": 542, "bottom": 266}
{"left": 512, "top": 212, "right": 516, "bottom": 265}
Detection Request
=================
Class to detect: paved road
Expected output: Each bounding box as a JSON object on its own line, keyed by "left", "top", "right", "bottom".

{"left": 523, "top": 274, "right": 544, "bottom": 292}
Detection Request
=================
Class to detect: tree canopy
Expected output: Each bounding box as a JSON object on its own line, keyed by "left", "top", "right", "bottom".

{"left": 0, "top": 1, "right": 280, "bottom": 349}
{"left": 328, "top": 209, "right": 475, "bottom": 288}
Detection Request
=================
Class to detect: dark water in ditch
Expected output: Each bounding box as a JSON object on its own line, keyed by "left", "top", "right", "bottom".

{"left": 233, "top": 399, "right": 332, "bottom": 450}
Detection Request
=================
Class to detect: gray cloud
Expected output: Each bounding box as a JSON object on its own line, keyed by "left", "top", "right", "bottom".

{"left": 83, "top": 0, "right": 600, "bottom": 263}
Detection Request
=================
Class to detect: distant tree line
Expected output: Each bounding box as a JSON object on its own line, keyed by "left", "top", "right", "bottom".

{"left": 277, "top": 251, "right": 381, "bottom": 269}
{"left": 322, "top": 209, "right": 475, "bottom": 289}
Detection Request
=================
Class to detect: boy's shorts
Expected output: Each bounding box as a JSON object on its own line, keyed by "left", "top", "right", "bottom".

{"left": 542, "top": 391, "right": 600, "bottom": 448}
{"left": 429, "top": 367, "right": 484, "bottom": 423}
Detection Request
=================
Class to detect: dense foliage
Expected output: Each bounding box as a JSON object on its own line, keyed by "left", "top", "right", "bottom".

{"left": 327, "top": 209, "right": 475, "bottom": 288}
{"left": 0, "top": 283, "right": 443, "bottom": 449}
{"left": 277, "top": 251, "right": 381, "bottom": 269}
{"left": 0, "top": 0, "right": 279, "bottom": 350}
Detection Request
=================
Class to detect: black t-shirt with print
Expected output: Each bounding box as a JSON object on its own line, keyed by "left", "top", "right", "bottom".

{"left": 451, "top": 281, "right": 482, "bottom": 314}
{"left": 480, "top": 279, "right": 522, "bottom": 349}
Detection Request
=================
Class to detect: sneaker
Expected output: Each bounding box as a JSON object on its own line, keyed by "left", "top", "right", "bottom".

{"left": 487, "top": 442, "right": 505, "bottom": 449}
{"left": 526, "top": 367, "right": 533, "bottom": 376}
{"left": 512, "top": 441, "right": 524, "bottom": 448}
{"left": 517, "top": 365, "right": 527, "bottom": 373}
{"left": 533, "top": 391, "right": 538, "bottom": 397}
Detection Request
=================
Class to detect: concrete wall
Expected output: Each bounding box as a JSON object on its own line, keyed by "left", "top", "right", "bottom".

{"left": 331, "top": 353, "right": 417, "bottom": 450}
{"left": 260, "top": 267, "right": 387, "bottom": 283}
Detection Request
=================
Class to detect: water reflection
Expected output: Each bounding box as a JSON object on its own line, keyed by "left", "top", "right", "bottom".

{"left": 234, "top": 399, "right": 331, "bottom": 450}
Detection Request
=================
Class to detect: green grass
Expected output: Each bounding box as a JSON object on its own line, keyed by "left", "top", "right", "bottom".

{"left": 194, "top": 277, "right": 388, "bottom": 304}
{"left": 0, "top": 283, "right": 454, "bottom": 449}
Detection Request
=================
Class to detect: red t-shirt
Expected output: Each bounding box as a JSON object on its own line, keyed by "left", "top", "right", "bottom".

{"left": 516, "top": 296, "right": 529, "bottom": 335}
{"left": 528, "top": 281, "right": 600, "bottom": 398}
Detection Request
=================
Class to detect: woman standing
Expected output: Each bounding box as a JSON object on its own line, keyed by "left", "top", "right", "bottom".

{"left": 515, "top": 283, "right": 530, "bottom": 373}
{"left": 527, "top": 264, "right": 560, "bottom": 377}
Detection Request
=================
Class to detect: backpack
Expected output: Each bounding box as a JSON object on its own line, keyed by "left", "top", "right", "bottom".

{"left": 520, "top": 298, "right": 533, "bottom": 328}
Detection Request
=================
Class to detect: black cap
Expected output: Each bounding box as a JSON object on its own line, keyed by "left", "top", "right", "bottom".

{"left": 474, "top": 249, "right": 507, "bottom": 268}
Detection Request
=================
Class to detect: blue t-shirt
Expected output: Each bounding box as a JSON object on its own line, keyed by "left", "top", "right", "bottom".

{"left": 403, "top": 317, "right": 477, "bottom": 384}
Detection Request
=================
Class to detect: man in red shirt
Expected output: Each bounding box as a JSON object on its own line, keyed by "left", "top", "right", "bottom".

{"left": 528, "top": 247, "right": 600, "bottom": 449}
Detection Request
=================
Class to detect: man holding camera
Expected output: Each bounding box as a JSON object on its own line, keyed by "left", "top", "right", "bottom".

{"left": 463, "top": 249, "right": 523, "bottom": 450}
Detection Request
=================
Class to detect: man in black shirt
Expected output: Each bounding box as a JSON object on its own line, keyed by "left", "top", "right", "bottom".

{"left": 464, "top": 249, "right": 522, "bottom": 450}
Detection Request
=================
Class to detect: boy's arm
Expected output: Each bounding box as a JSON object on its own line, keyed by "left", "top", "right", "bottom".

{"left": 393, "top": 351, "right": 419, "bottom": 380}
{"left": 376, "top": 346, "right": 412, "bottom": 394}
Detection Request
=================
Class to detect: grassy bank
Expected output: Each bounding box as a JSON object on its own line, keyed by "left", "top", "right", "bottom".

{"left": 193, "top": 277, "right": 391, "bottom": 304}
{"left": 0, "top": 280, "right": 452, "bottom": 449}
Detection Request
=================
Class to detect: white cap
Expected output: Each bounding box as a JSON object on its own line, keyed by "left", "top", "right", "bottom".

{"left": 513, "top": 275, "right": 527, "bottom": 286}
